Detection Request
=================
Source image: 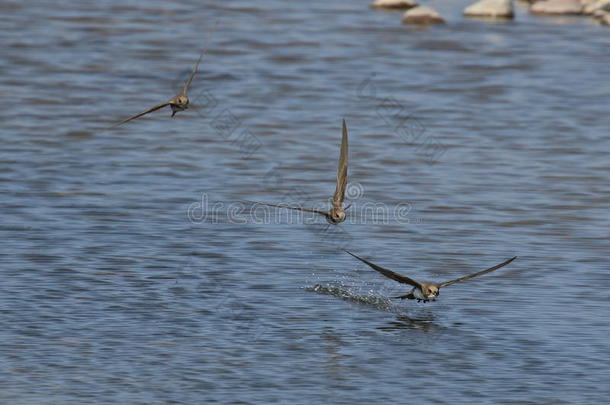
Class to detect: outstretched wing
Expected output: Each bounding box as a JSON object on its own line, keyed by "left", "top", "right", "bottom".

{"left": 438, "top": 256, "right": 517, "bottom": 288}
{"left": 345, "top": 251, "right": 421, "bottom": 288}
{"left": 116, "top": 101, "right": 171, "bottom": 125}
{"left": 248, "top": 201, "right": 328, "bottom": 216}
{"left": 332, "top": 119, "right": 349, "bottom": 208}
{"left": 181, "top": 50, "right": 205, "bottom": 96}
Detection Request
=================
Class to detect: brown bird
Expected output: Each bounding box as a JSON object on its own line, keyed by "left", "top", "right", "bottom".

{"left": 253, "top": 119, "right": 350, "bottom": 224}
{"left": 346, "top": 251, "right": 517, "bottom": 303}
{"left": 116, "top": 50, "right": 205, "bottom": 125}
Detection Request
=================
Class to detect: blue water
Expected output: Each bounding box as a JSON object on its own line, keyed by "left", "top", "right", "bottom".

{"left": 1, "top": 0, "right": 609, "bottom": 403}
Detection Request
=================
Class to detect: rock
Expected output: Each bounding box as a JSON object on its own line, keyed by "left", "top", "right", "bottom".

{"left": 464, "top": 0, "right": 515, "bottom": 18}
{"left": 370, "top": 0, "right": 418, "bottom": 9}
{"left": 583, "top": 0, "right": 610, "bottom": 14}
{"left": 401, "top": 6, "right": 445, "bottom": 24}
{"left": 530, "top": 0, "right": 583, "bottom": 14}
{"left": 593, "top": 8, "right": 610, "bottom": 17}
{"left": 601, "top": 12, "right": 610, "bottom": 23}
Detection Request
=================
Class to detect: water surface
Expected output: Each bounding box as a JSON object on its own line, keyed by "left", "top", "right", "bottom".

{"left": 1, "top": 0, "right": 609, "bottom": 404}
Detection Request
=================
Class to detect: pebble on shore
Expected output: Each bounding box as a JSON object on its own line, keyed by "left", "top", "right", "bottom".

{"left": 592, "top": 7, "right": 610, "bottom": 17}
{"left": 464, "top": 0, "right": 515, "bottom": 19}
{"left": 401, "top": 6, "right": 445, "bottom": 24}
{"left": 582, "top": 0, "right": 610, "bottom": 14}
{"left": 530, "top": 0, "right": 583, "bottom": 14}
{"left": 370, "top": 0, "right": 418, "bottom": 9}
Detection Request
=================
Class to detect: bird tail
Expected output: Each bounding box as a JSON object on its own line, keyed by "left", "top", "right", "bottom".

{"left": 392, "top": 293, "right": 416, "bottom": 300}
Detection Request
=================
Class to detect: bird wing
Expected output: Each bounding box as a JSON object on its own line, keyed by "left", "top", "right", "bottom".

{"left": 116, "top": 101, "right": 171, "bottom": 125}
{"left": 181, "top": 50, "right": 205, "bottom": 96}
{"left": 332, "top": 119, "right": 349, "bottom": 208}
{"left": 438, "top": 256, "right": 517, "bottom": 288}
{"left": 345, "top": 251, "right": 421, "bottom": 288}
{"left": 249, "top": 201, "right": 328, "bottom": 216}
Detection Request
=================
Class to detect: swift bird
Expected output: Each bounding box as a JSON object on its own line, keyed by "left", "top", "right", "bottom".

{"left": 345, "top": 251, "right": 517, "bottom": 303}
{"left": 253, "top": 119, "right": 350, "bottom": 224}
{"left": 116, "top": 50, "right": 205, "bottom": 125}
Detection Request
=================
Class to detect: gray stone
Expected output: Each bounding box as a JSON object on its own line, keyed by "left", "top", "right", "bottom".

{"left": 464, "top": 0, "right": 514, "bottom": 18}
{"left": 401, "top": 6, "right": 445, "bottom": 24}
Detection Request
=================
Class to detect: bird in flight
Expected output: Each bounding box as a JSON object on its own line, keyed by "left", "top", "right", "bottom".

{"left": 345, "top": 251, "right": 517, "bottom": 302}
{"left": 253, "top": 119, "right": 350, "bottom": 224}
{"left": 116, "top": 50, "right": 205, "bottom": 125}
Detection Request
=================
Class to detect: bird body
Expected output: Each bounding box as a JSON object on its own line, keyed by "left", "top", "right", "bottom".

{"left": 254, "top": 119, "right": 350, "bottom": 225}
{"left": 116, "top": 50, "right": 204, "bottom": 125}
{"left": 346, "top": 251, "right": 516, "bottom": 302}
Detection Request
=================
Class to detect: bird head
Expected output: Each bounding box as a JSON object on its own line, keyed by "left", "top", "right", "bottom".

{"left": 328, "top": 209, "right": 346, "bottom": 224}
{"left": 422, "top": 285, "right": 439, "bottom": 300}
{"left": 175, "top": 95, "right": 189, "bottom": 107}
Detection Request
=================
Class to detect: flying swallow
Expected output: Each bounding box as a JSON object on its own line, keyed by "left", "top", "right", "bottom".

{"left": 254, "top": 119, "right": 350, "bottom": 224}
{"left": 345, "top": 251, "right": 517, "bottom": 302}
{"left": 116, "top": 50, "right": 205, "bottom": 125}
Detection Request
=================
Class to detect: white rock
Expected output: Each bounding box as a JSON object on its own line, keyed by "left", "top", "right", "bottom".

{"left": 464, "top": 0, "right": 514, "bottom": 18}
{"left": 601, "top": 11, "right": 610, "bottom": 23}
{"left": 401, "top": 6, "right": 445, "bottom": 24}
{"left": 530, "top": 0, "right": 583, "bottom": 14}
{"left": 370, "top": 0, "right": 418, "bottom": 9}
{"left": 583, "top": 0, "right": 610, "bottom": 14}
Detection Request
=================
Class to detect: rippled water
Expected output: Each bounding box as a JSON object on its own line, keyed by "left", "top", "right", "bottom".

{"left": 1, "top": 0, "right": 609, "bottom": 403}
